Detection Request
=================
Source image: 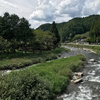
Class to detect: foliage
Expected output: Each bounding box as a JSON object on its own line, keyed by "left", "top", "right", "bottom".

{"left": 73, "top": 32, "right": 89, "bottom": 41}
{"left": 0, "top": 71, "right": 51, "bottom": 100}
{"left": 0, "top": 36, "right": 11, "bottom": 53}
{"left": 16, "top": 17, "right": 34, "bottom": 53}
{"left": 90, "top": 16, "right": 100, "bottom": 43}
{"left": 86, "top": 37, "right": 91, "bottom": 44}
{"left": 0, "top": 12, "right": 34, "bottom": 53}
{"left": 0, "top": 54, "right": 86, "bottom": 99}
{"left": 50, "top": 21, "right": 60, "bottom": 48}
{"left": 33, "top": 30, "right": 54, "bottom": 51}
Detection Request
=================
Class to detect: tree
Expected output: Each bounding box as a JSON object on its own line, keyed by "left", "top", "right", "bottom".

{"left": 90, "top": 16, "right": 100, "bottom": 43}
{"left": 17, "top": 18, "right": 34, "bottom": 53}
{"left": 0, "top": 12, "right": 35, "bottom": 53}
{"left": 33, "top": 30, "right": 54, "bottom": 52}
{"left": 0, "top": 12, "right": 11, "bottom": 39}
{"left": 50, "top": 21, "right": 60, "bottom": 48}
{"left": 0, "top": 36, "right": 11, "bottom": 53}
{"left": 0, "top": 12, "right": 20, "bottom": 53}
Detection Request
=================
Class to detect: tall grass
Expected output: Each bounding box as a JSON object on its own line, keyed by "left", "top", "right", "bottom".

{"left": 0, "top": 54, "right": 86, "bottom": 100}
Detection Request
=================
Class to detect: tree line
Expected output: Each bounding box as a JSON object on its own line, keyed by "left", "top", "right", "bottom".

{"left": 0, "top": 12, "right": 60, "bottom": 54}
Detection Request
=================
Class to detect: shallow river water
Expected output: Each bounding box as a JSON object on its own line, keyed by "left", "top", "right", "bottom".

{"left": 55, "top": 46, "right": 100, "bottom": 100}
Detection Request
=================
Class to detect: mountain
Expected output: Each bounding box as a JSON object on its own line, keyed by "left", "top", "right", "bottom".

{"left": 37, "top": 15, "right": 100, "bottom": 42}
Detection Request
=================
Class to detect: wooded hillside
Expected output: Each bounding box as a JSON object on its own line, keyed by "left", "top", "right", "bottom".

{"left": 37, "top": 15, "right": 100, "bottom": 42}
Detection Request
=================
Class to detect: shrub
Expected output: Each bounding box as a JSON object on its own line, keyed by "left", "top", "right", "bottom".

{"left": 78, "top": 54, "right": 86, "bottom": 61}
{"left": 58, "top": 54, "right": 61, "bottom": 57}
{"left": 0, "top": 70, "right": 51, "bottom": 100}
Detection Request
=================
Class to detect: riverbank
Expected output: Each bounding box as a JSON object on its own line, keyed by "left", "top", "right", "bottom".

{"left": 64, "top": 43, "right": 100, "bottom": 55}
{"left": 0, "top": 47, "right": 70, "bottom": 70}
{"left": 0, "top": 53, "right": 86, "bottom": 100}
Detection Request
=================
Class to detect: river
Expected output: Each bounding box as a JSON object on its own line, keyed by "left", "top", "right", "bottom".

{"left": 55, "top": 46, "right": 100, "bottom": 100}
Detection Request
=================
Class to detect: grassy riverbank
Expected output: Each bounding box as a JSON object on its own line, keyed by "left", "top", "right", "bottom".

{"left": 0, "top": 54, "right": 86, "bottom": 100}
{"left": 64, "top": 44, "right": 100, "bottom": 55}
{"left": 0, "top": 47, "right": 70, "bottom": 70}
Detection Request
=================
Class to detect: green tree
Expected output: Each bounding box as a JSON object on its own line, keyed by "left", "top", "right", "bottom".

{"left": 33, "top": 30, "right": 54, "bottom": 52}
{"left": 0, "top": 12, "right": 20, "bottom": 53}
{"left": 0, "top": 12, "right": 35, "bottom": 53}
{"left": 0, "top": 36, "right": 11, "bottom": 53}
{"left": 17, "top": 18, "right": 34, "bottom": 53}
{"left": 90, "top": 16, "right": 100, "bottom": 43}
{"left": 50, "top": 21, "right": 60, "bottom": 48}
{"left": 0, "top": 12, "right": 11, "bottom": 39}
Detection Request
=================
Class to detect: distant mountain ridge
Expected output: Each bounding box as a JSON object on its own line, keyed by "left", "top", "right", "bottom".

{"left": 37, "top": 15, "right": 100, "bottom": 42}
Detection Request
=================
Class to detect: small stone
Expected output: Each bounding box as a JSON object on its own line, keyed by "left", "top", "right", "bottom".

{"left": 74, "top": 78, "right": 83, "bottom": 84}
{"left": 71, "top": 80, "right": 74, "bottom": 82}
{"left": 74, "top": 72, "right": 83, "bottom": 77}
{"left": 90, "top": 59, "right": 95, "bottom": 62}
{"left": 77, "top": 72, "right": 83, "bottom": 77}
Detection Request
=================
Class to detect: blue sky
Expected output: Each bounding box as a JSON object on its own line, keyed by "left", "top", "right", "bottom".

{"left": 0, "top": 0, "right": 100, "bottom": 28}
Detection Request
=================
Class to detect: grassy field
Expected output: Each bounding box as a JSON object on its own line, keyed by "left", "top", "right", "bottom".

{"left": 0, "top": 47, "right": 70, "bottom": 70}
{"left": 0, "top": 54, "right": 86, "bottom": 100}
{"left": 64, "top": 44, "right": 100, "bottom": 55}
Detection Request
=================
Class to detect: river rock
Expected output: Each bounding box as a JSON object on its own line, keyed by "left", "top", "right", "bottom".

{"left": 74, "top": 72, "right": 83, "bottom": 77}
{"left": 73, "top": 78, "right": 83, "bottom": 84}
{"left": 90, "top": 59, "right": 95, "bottom": 62}
{"left": 73, "top": 75, "right": 80, "bottom": 80}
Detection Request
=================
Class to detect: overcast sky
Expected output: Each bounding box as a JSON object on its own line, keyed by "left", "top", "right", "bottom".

{"left": 0, "top": 0, "right": 100, "bottom": 28}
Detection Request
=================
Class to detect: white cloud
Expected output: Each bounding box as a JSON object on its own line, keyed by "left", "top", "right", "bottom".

{"left": 82, "top": 0, "right": 100, "bottom": 16}
{"left": 56, "top": 0, "right": 86, "bottom": 17}
{"left": 57, "top": 0, "right": 100, "bottom": 18}
{"left": 30, "top": 0, "right": 57, "bottom": 22}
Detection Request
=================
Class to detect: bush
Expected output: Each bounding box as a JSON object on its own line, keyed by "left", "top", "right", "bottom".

{"left": 0, "top": 70, "right": 51, "bottom": 100}
{"left": 78, "top": 54, "right": 86, "bottom": 61}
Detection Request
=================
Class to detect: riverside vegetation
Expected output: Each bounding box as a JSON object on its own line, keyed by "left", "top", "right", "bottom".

{"left": 0, "top": 54, "right": 86, "bottom": 100}
{"left": 0, "top": 47, "right": 69, "bottom": 70}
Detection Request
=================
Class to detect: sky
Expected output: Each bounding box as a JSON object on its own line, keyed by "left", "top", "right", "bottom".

{"left": 0, "top": 0, "right": 100, "bottom": 29}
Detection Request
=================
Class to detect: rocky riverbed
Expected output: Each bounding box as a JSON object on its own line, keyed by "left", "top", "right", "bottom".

{"left": 55, "top": 46, "right": 100, "bottom": 100}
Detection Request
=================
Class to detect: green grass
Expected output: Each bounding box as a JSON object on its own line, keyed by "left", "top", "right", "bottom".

{"left": 0, "top": 47, "right": 69, "bottom": 70}
{"left": 0, "top": 54, "right": 86, "bottom": 100}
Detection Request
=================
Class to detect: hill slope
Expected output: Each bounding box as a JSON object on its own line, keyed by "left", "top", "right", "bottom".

{"left": 37, "top": 15, "right": 100, "bottom": 42}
